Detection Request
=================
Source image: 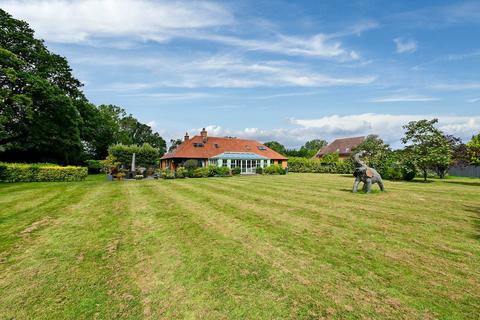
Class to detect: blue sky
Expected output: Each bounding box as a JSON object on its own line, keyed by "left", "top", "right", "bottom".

{"left": 2, "top": 0, "right": 480, "bottom": 147}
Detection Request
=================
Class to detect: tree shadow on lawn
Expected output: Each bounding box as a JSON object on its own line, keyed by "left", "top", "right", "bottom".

{"left": 464, "top": 205, "right": 480, "bottom": 240}
{"left": 444, "top": 181, "right": 480, "bottom": 187}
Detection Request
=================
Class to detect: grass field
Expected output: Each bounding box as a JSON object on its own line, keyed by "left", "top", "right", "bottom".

{"left": 0, "top": 174, "right": 479, "bottom": 319}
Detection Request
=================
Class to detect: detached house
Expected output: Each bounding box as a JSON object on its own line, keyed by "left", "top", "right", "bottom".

{"left": 160, "top": 128, "right": 288, "bottom": 174}
{"left": 314, "top": 136, "right": 365, "bottom": 160}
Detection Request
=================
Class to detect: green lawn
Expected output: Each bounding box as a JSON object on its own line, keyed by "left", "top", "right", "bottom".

{"left": 0, "top": 174, "right": 479, "bottom": 319}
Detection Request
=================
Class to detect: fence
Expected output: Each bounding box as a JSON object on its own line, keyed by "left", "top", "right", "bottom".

{"left": 448, "top": 165, "right": 480, "bottom": 178}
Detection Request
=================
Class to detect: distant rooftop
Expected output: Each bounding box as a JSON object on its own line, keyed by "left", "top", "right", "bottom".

{"left": 315, "top": 136, "right": 365, "bottom": 157}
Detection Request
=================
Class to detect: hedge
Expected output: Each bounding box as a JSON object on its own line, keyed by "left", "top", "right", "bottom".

{"left": 287, "top": 157, "right": 353, "bottom": 174}
{"left": 0, "top": 163, "right": 88, "bottom": 182}
{"left": 108, "top": 143, "right": 159, "bottom": 168}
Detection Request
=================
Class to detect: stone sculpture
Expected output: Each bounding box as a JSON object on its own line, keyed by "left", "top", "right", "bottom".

{"left": 352, "top": 151, "right": 384, "bottom": 193}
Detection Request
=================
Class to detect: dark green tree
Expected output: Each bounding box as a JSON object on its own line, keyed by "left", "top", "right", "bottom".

{"left": 303, "top": 139, "right": 328, "bottom": 152}
{"left": 0, "top": 9, "right": 167, "bottom": 163}
{"left": 119, "top": 115, "right": 166, "bottom": 154}
{"left": 264, "top": 141, "right": 287, "bottom": 155}
{"left": 169, "top": 139, "right": 183, "bottom": 152}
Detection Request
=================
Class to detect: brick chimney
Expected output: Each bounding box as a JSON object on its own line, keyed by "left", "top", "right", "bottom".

{"left": 184, "top": 132, "right": 189, "bottom": 141}
{"left": 200, "top": 128, "right": 207, "bottom": 143}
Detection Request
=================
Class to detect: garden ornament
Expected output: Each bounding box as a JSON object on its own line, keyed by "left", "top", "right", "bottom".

{"left": 352, "top": 151, "right": 385, "bottom": 193}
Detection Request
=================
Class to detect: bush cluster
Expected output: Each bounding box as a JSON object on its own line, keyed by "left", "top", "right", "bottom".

{"left": 160, "top": 165, "right": 234, "bottom": 179}
{"left": 0, "top": 163, "right": 87, "bottom": 182}
{"left": 263, "top": 165, "right": 287, "bottom": 175}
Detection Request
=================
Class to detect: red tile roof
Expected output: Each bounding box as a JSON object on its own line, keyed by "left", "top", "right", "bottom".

{"left": 315, "top": 136, "right": 365, "bottom": 157}
{"left": 161, "top": 135, "right": 288, "bottom": 160}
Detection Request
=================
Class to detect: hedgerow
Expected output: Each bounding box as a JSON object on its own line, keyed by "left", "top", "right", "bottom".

{"left": 287, "top": 157, "right": 353, "bottom": 174}
{"left": 0, "top": 163, "right": 87, "bottom": 182}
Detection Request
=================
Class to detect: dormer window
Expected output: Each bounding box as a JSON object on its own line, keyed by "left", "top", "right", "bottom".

{"left": 193, "top": 143, "right": 204, "bottom": 148}
{"left": 214, "top": 143, "right": 220, "bottom": 148}
{"left": 257, "top": 146, "right": 266, "bottom": 150}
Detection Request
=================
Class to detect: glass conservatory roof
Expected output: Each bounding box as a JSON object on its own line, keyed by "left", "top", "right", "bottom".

{"left": 210, "top": 152, "right": 268, "bottom": 160}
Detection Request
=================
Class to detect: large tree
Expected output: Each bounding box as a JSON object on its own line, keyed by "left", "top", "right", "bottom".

{"left": 0, "top": 9, "right": 85, "bottom": 163}
{"left": 0, "top": 9, "right": 166, "bottom": 163}
{"left": 401, "top": 119, "right": 452, "bottom": 181}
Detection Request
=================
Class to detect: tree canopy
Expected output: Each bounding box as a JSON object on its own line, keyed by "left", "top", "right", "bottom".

{"left": 264, "top": 141, "right": 287, "bottom": 155}
{"left": 0, "top": 9, "right": 165, "bottom": 164}
{"left": 401, "top": 119, "right": 452, "bottom": 181}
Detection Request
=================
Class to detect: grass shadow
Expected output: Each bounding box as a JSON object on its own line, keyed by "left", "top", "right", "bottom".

{"left": 407, "top": 179, "right": 435, "bottom": 183}
{"left": 444, "top": 181, "right": 480, "bottom": 187}
{"left": 339, "top": 188, "right": 384, "bottom": 194}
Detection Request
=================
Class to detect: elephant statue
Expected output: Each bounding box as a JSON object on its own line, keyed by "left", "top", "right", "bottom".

{"left": 352, "top": 151, "right": 384, "bottom": 193}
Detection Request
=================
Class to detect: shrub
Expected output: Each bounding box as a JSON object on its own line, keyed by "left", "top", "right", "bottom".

{"left": 176, "top": 167, "right": 186, "bottom": 178}
{"left": 382, "top": 166, "right": 403, "bottom": 180}
{"left": 264, "top": 165, "right": 286, "bottom": 175}
{"left": 321, "top": 152, "right": 339, "bottom": 164}
{"left": 135, "top": 175, "right": 143, "bottom": 180}
{"left": 255, "top": 167, "right": 263, "bottom": 174}
{"left": 232, "top": 167, "right": 241, "bottom": 175}
{"left": 193, "top": 167, "right": 210, "bottom": 178}
{"left": 206, "top": 165, "right": 218, "bottom": 177}
{"left": 161, "top": 168, "right": 175, "bottom": 179}
{"left": 402, "top": 167, "right": 416, "bottom": 181}
{"left": 184, "top": 159, "right": 199, "bottom": 172}
{"left": 84, "top": 159, "right": 103, "bottom": 174}
{"left": 216, "top": 166, "right": 231, "bottom": 177}
{"left": 0, "top": 163, "right": 87, "bottom": 182}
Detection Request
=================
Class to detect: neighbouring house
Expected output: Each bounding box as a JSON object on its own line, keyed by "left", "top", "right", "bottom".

{"left": 160, "top": 128, "right": 288, "bottom": 174}
{"left": 314, "top": 136, "right": 365, "bottom": 160}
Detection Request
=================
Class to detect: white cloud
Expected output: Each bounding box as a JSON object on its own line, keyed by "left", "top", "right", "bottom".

{"left": 180, "top": 32, "right": 359, "bottom": 60}
{"left": 181, "top": 114, "right": 480, "bottom": 148}
{"left": 291, "top": 114, "right": 480, "bottom": 147}
{"left": 146, "top": 120, "right": 156, "bottom": 128}
{"left": 2, "top": 0, "right": 361, "bottom": 60}
{"left": 394, "top": 38, "right": 417, "bottom": 54}
{"left": 0, "top": 0, "right": 233, "bottom": 43}
{"left": 369, "top": 95, "right": 440, "bottom": 103}
{"left": 468, "top": 98, "right": 480, "bottom": 103}
{"left": 83, "top": 54, "right": 376, "bottom": 89}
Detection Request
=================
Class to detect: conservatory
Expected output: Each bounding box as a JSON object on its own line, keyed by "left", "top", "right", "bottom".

{"left": 208, "top": 152, "right": 271, "bottom": 174}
